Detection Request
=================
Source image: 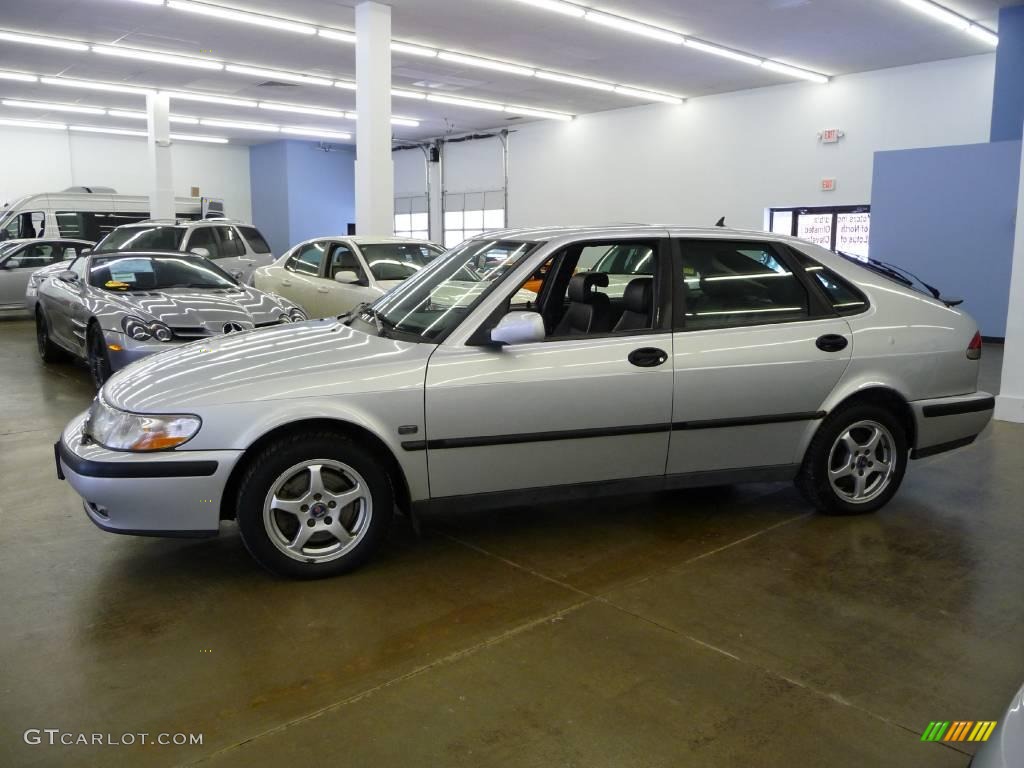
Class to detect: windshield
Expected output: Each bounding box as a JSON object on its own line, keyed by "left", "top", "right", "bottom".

{"left": 94, "top": 226, "right": 185, "bottom": 254}
{"left": 88, "top": 255, "right": 238, "bottom": 292}
{"left": 361, "top": 242, "right": 446, "bottom": 281}
{"left": 365, "top": 239, "right": 537, "bottom": 341}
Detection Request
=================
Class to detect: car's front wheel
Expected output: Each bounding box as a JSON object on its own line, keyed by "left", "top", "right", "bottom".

{"left": 86, "top": 325, "right": 113, "bottom": 388}
{"left": 796, "top": 403, "right": 908, "bottom": 515}
{"left": 235, "top": 431, "right": 394, "bottom": 578}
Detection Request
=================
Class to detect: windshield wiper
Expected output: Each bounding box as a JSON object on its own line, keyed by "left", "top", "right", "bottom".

{"left": 869, "top": 258, "right": 943, "bottom": 300}
{"left": 341, "top": 302, "right": 391, "bottom": 337}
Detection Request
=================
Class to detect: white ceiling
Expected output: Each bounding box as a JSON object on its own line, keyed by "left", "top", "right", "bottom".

{"left": 0, "top": 0, "right": 1017, "bottom": 145}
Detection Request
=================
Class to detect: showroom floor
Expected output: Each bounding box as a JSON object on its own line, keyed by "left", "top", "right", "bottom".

{"left": 1, "top": 316, "right": 1021, "bottom": 768}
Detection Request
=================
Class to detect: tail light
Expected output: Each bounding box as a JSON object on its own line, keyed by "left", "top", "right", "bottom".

{"left": 966, "top": 331, "right": 982, "bottom": 360}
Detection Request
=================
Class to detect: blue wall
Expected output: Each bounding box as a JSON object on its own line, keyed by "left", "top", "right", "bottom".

{"left": 992, "top": 6, "right": 1024, "bottom": 142}
{"left": 870, "top": 141, "right": 1021, "bottom": 337}
{"left": 249, "top": 140, "right": 355, "bottom": 255}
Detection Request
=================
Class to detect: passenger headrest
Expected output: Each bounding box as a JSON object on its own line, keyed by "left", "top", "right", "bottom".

{"left": 623, "top": 277, "right": 653, "bottom": 314}
{"left": 567, "top": 271, "right": 609, "bottom": 302}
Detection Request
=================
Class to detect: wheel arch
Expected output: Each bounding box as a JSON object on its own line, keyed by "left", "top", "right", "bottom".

{"left": 219, "top": 418, "right": 412, "bottom": 522}
{"left": 810, "top": 385, "right": 917, "bottom": 457}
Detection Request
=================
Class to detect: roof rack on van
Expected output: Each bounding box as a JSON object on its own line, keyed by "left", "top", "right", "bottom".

{"left": 62, "top": 186, "right": 118, "bottom": 194}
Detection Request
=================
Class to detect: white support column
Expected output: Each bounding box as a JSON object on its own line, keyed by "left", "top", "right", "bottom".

{"left": 355, "top": 1, "right": 394, "bottom": 236}
{"left": 145, "top": 92, "right": 174, "bottom": 220}
{"left": 995, "top": 132, "right": 1024, "bottom": 423}
{"left": 428, "top": 144, "right": 443, "bottom": 244}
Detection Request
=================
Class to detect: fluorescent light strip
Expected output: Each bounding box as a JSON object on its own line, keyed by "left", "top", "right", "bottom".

{"left": 162, "top": 91, "right": 257, "bottom": 108}
{"left": 166, "top": 0, "right": 316, "bottom": 34}
{"left": 438, "top": 51, "right": 535, "bottom": 76}
{"left": 504, "top": 105, "right": 573, "bottom": 121}
{"left": 761, "top": 60, "right": 829, "bottom": 84}
{"left": 340, "top": 112, "right": 422, "bottom": 128}
{"left": 613, "top": 86, "right": 683, "bottom": 105}
{"left": 0, "top": 30, "right": 89, "bottom": 51}
{"left": 899, "top": 0, "right": 968, "bottom": 30}
{"left": 966, "top": 24, "right": 999, "bottom": 46}
{"left": 70, "top": 125, "right": 148, "bottom": 137}
{"left": 584, "top": 10, "right": 684, "bottom": 44}
{"left": 200, "top": 118, "right": 280, "bottom": 132}
{"left": 392, "top": 88, "right": 426, "bottom": 100}
{"left": 107, "top": 110, "right": 201, "bottom": 125}
{"left": 91, "top": 44, "right": 224, "bottom": 71}
{"left": 0, "top": 71, "right": 39, "bottom": 83}
{"left": 171, "top": 133, "right": 229, "bottom": 143}
{"left": 426, "top": 94, "right": 506, "bottom": 112}
{"left": 512, "top": 0, "right": 585, "bottom": 18}
{"left": 684, "top": 39, "right": 762, "bottom": 66}
{"left": 0, "top": 118, "right": 66, "bottom": 130}
{"left": 334, "top": 81, "right": 358, "bottom": 91}
{"left": 224, "top": 64, "right": 333, "bottom": 87}
{"left": 391, "top": 41, "right": 438, "bottom": 58}
{"left": 535, "top": 71, "right": 614, "bottom": 91}
{"left": 317, "top": 29, "right": 357, "bottom": 43}
{"left": 2, "top": 99, "right": 106, "bottom": 115}
{"left": 41, "top": 77, "right": 153, "bottom": 95}
{"left": 258, "top": 102, "right": 348, "bottom": 119}
{"left": 281, "top": 126, "right": 352, "bottom": 140}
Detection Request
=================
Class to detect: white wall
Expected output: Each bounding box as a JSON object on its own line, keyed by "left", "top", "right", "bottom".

{"left": 0, "top": 128, "right": 253, "bottom": 221}
{"left": 501, "top": 54, "right": 995, "bottom": 230}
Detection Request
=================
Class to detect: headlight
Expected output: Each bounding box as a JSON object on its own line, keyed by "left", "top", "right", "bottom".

{"left": 85, "top": 397, "right": 201, "bottom": 452}
{"left": 150, "top": 322, "right": 173, "bottom": 342}
{"left": 288, "top": 307, "right": 307, "bottom": 321}
{"left": 122, "top": 317, "right": 173, "bottom": 342}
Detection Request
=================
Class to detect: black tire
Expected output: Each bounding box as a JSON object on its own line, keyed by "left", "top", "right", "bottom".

{"left": 796, "top": 402, "right": 908, "bottom": 516}
{"left": 87, "top": 324, "right": 113, "bottom": 388}
{"left": 36, "top": 310, "right": 66, "bottom": 363}
{"left": 235, "top": 431, "right": 395, "bottom": 579}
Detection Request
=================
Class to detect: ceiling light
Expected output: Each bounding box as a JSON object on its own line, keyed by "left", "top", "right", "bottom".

{"left": 899, "top": 0, "right": 969, "bottom": 30}
{"left": 2, "top": 99, "right": 106, "bottom": 115}
{"left": 427, "top": 94, "right": 506, "bottom": 111}
{"left": 613, "top": 85, "right": 684, "bottom": 104}
{"left": 583, "top": 11, "right": 684, "bottom": 44}
{"left": 504, "top": 105, "right": 573, "bottom": 121}
{"left": 0, "top": 118, "right": 66, "bottom": 130}
{"left": 0, "top": 30, "right": 89, "bottom": 51}
{"left": 225, "top": 64, "right": 332, "bottom": 86}
{"left": 0, "top": 71, "right": 39, "bottom": 83}
{"left": 258, "top": 102, "right": 348, "bottom": 118}
{"left": 281, "top": 126, "right": 352, "bottom": 140}
{"left": 534, "top": 71, "right": 614, "bottom": 91}
{"left": 437, "top": 51, "right": 535, "bottom": 76}
{"left": 124, "top": 0, "right": 166, "bottom": 5}
{"left": 166, "top": 0, "right": 316, "bottom": 34}
{"left": 511, "top": 0, "right": 585, "bottom": 18}
{"left": 334, "top": 81, "right": 358, "bottom": 91}
{"left": 684, "top": 39, "right": 763, "bottom": 66}
{"left": 966, "top": 25, "right": 999, "bottom": 46}
{"left": 41, "top": 77, "right": 153, "bottom": 95}
{"left": 390, "top": 117, "right": 421, "bottom": 127}
{"left": 162, "top": 91, "right": 257, "bottom": 108}
{"left": 92, "top": 45, "right": 224, "bottom": 71}
{"left": 761, "top": 60, "right": 829, "bottom": 84}
{"left": 107, "top": 109, "right": 201, "bottom": 124}
{"left": 392, "top": 88, "right": 426, "bottom": 100}
{"left": 170, "top": 133, "right": 229, "bottom": 143}
{"left": 200, "top": 118, "right": 280, "bottom": 131}
{"left": 318, "top": 29, "right": 357, "bottom": 43}
{"left": 391, "top": 41, "right": 438, "bottom": 57}
{"left": 70, "top": 125, "right": 148, "bottom": 137}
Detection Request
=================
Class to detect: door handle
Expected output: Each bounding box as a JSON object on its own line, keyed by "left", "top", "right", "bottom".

{"left": 316, "top": 286, "right": 329, "bottom": 293}
{"left": 280, "top": 279, "right": 292, "bottom": 287}
{"left": 816, "top": 334, "right": 849, "bottom": 353}
{"left": 628, "top": 347, "right": 668, "bottom": 368}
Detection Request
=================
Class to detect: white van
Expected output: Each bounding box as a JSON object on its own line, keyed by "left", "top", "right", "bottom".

{"left": 0, "top": 187, "right": 224, "bottom": 243}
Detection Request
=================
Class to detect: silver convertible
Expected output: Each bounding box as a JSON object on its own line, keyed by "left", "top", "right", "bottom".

{"left": 35, "top": 251, "right": 306, "bottom": 387}
{"left": 55, "top": 226, "right": 994, "bottom": 578}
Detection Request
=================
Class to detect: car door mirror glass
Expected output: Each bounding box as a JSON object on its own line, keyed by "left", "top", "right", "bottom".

{"left": 490, "top": 311, "right": 545, "bottom": 346}
{"left": 334, "top": 270, "right": 359, "bottom": 284}
{"left": 58, "top": 269, "right": 78, "bottom": 282}
{"left": 190, "top": 247, "right": 211, "bottom": 258}
{"left": 5, "top": 259, "right": 20, "bottom": 269}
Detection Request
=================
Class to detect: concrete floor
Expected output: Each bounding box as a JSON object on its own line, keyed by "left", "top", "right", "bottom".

{"left": 1, "top": 315, "right": 1021, "bottom": 768}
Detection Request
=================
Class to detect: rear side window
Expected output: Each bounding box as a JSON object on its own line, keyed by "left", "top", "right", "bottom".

{"left": 286, "top": 242, "right": 326, "bottom": 276}
{"left": 792, "top": 251, "right": 869, "bottom": 316}
{"left": 187, "top": 227, "right": 220, "bottom": 258}
{"left": 214, "top": 226, "right": 245, "bottom": 257}
{"left": 237, "top": 226, "right": 272, "bottom": 254}
{"left": 56, "top": 212, "right": 130, "bottom": 241}
{"left": 677, "top": 240, "right": 809, "bottom": 330}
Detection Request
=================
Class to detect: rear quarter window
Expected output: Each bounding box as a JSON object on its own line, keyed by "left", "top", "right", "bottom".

{"left": 792, "top": 250, "right": 869, "bottom": 316}
{"left": 237, "top": 226, "right": 272, "bottom": 254}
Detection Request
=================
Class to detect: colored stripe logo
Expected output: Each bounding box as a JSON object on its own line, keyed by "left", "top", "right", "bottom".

{"left": 921, "top": 721, "right": 997, "bottom": 742}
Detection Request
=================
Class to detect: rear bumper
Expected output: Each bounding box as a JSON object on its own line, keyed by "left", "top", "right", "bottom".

{"left": 910, "top": 391, "right": 994, "bottom": 459}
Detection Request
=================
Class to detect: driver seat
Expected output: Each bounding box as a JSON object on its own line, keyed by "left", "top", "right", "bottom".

{"left": 553, "top": 272, "right": 611, "bottom": 336}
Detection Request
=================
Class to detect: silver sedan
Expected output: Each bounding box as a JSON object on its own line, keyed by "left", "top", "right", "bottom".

{"left": 56, "top": 226, "right": 994, "bottom": 578}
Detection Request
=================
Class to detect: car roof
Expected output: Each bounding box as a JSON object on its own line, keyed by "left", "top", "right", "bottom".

{"left": 1, "top": 238, "right": 92, "bottom": 245}
{"left": 322, "top": 236, "right": 442, "bottom": 246}
{"left": 473, "top": 224, "right": 804, "bottom": 243}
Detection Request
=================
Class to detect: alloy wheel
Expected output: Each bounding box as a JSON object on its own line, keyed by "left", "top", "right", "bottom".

{"left": 827, "top": 419, "right": 896, "bottom": 504}
{"left": 88, "top": 331, "right": 111, "bottom": 387}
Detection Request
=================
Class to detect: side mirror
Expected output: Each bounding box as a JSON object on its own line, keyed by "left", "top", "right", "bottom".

{"left": 190, "top": 247, "right": 211, "bottom": 258}
{"left": 230, "top": 269, "right": 244, "bottom": 280}
{"left": 5, "top": 259, "right": 21, "bottom": 269}
{"left": 80, "top": 248, "right": 92, "bottom": 256}
{"left": 334, "top": 270, "right": 360, "bottom": 284}
{"left": 490, "top": 311, "right": 545, "bottom": 346}
{"left": 58, "top": 270, "right": 79, "bottom": 283}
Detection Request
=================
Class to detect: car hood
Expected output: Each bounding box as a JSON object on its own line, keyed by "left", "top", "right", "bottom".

{"left": 99, "top": 286, "right": 295, "bottom": 332}
{"left": 103, "top": 318, "right": 433, "bottom": 411}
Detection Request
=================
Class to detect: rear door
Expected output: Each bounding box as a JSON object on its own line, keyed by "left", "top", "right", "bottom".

{"left": 236, "top": 225, "right": 274, "bottom": 269}
{"left": 279, "top": 241, "right": 328, "bottom": 316}
{"left": 667, "top": 237, "right": 853, "bottom": 475}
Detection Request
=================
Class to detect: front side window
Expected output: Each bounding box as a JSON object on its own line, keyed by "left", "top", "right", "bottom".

{"left": 18, "top": 243, "right": 65, "bottom": 269}
{"left": 94, "top": 226, "right": 185, "bottom": 254}
{"left": 2, "top": 210, "right": 45, "bottom": 239}
{"left": 186, "top": 227, "right": 219, "bottom": 258}
{"left": 678, "top": 240, "right": 808, "bottom": 330}
{"left": 215, "top": 226, "right": 245, "bottom": 257}
{"left": 88, "top": 255, "right": 236, "bottom": 292}
{"left": 367, "top": 240, "right": 536, "bottom": 341}
{"left": 327, "top": 244, "right": 363, "bottom": 281}
{"left": 237, "top": 226, "right": 272, "bottom": 254}
{"left": 286, "top": 242, "right": 326, "bottom": 276}
{"left": 361, "top": 243, "right": 445, "bottom": 282}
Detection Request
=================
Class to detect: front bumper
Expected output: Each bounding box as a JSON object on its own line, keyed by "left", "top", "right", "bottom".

{"left": 910, "top": 391, "right": 994, "bottom": 459}
{"left": 56, "top": 411, "right": 243, "bottom": 537}
{"left": 101, "top": 330, "right": 182, "bottom": 372}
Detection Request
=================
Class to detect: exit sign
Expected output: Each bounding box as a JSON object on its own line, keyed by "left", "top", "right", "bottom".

{"left": 821, "top": 178, "right": 837, "bottom": 192}
{"left": 819, "top": 128, "right": 844, "bottom": 143}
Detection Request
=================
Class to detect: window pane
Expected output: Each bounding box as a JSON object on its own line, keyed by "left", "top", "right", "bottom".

{"left": 770, "top": 210, "right": 792, "bottom": 236}
{"left": 411, "top": 230, "right": 429, "bottom": 241}
{"left": 796, "top": 213, "right": 833, "bottom": 248}
{"left": 463, "top": 230, "right": 483, "bottom": 240}
{"left": 483, "top": 209, "right": 505, "bottom": 230}
{"left": 793, "top": 251, "right": 868, "bottom": 315}
{"left": 581, "top": 243, "right": 654, "bottom": 299}
{"left": 395, "top": 214, "right": 412, "bottom": 232}
{"left": 444, "top": 211, "right": 463, "bottom": 230}
{"left": 237, "top": 226, "right": 272, "bottom": 254}
{"left": 444, "top": 230, "right": 463, "bottom": 248}
{"left": 835, "top": 212, "right": 870, "bottom": 260}
{"left": 288, "top": 242, "right": 326, "bottom": 275}
{"left": 410, "top": 212, "right": 429, "bottom": 231}
{"left": 464, "top": 209, "right": 484, "bottom": 230}
{"left": 680, "top": 241, "right": 808, "bottom": 329}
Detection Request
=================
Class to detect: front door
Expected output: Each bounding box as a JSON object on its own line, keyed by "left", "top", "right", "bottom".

{"left": 667, "top": 238, "right": 853, "bottom": 475}
{"left": 321, "top": 241, "right": 371, "bottom": 315}
{"left": 424, "top": 237, "right": 675, "bottom": 499}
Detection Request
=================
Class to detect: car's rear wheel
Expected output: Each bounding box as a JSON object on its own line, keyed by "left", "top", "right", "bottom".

{"left": 235, "top": 431, "right": 394, "bottom": 578}
{"left": 86, "top": 325, "right": 113, "bottom": 388}
{"left": 36, "top": 310, "right": 66, "bottom": 363}
{"left": 796, "top": 403, "right": 908, "bottom": 515}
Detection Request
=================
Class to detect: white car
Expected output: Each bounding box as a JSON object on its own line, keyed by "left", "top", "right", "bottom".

{"left": 253, "top": 236, "right": 444, "bottom": 318}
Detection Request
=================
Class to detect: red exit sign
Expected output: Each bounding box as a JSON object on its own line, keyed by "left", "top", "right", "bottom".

{"left": 821, "top": 178, "right": 837, "bottom": 192}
